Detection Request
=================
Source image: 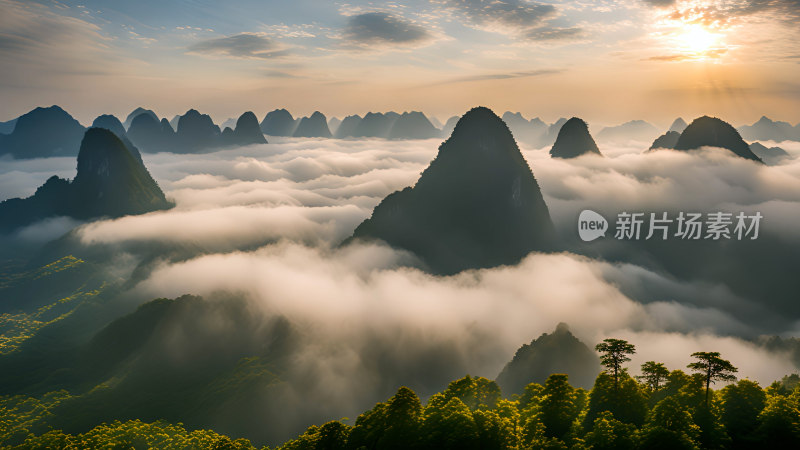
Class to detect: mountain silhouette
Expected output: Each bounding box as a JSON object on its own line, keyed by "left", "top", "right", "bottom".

{"left": 738, "top": 116, "right": 799, "bottom": 142}
{"left": 334, "top": 115, "right": 363, "bottom": 138}
{"left": 674, "top": 116, "right": 762, "bottom": 162}
{"left": 224, "top": 111, "right": 267, "bottom": 145}
{"left": 441, "top": 115, "right": 459, "bottom": 137}
{"left": 123, "top": 107, "right": 158, "bottom": 130}
{"left": 648, "top": 130, "right": 681, "bottom": 150}
{"left": 260, "top": 109, "right": 298, "bottom": 136}
{"left": 350, "top": 106, "right": 555, "bottom": 275}
{"left": 496, "top": 323, "right": 600, "bottom": 392}
{"left": 749, "top": 142, "right": 790, "bottom": 165}
{"left": 549, "top": 117, "right": 602, "bottom": 158}
{"left": 353, "top": 112, "right": 395, "bottom": 138}
{"left": 0, "top": 128, "right": 171, "bottom": 232}
{"left": 387, "top": 111, "right": 440, "bottom": 139}
{"left": 176, "top": 109, "right": 221, "bottom": 152}
{"left": 0, "top": 117, "right": 17, "bottom": 134}
{"left": 597, "top": 120, "right": 659, "bottom": 142}
{"left": 91, "top": 115, "right": 127, "bottom": 139}
{"left": 0, "top": 106, "right": 85, "bottom": 159}
{"left": 501, "top": 112, "right": 548, "bottom": 148}
{"left": 669, "top": 117, "right": 688, "bottom": 133}
{"left": 293, "top": 111, "right": 332, "bottom": 138}
{"left": 128, "top": 113, "right": 174, "bottom": 152}
{"left": 328, "top": 117, "right": 342, "bottom": 134}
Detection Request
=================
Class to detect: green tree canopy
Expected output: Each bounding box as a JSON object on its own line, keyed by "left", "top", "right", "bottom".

{"left": 687, "top": 352, "right": 738, "bottom": 406}
{"left": 595, "top": 339, "right": 636, "bottom": 391}
{"left": 638, "top": 361, "right": 670, "bottom": 392}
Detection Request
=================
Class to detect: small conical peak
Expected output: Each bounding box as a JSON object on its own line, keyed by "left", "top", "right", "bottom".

{"left": 310, "top": 111, "right": 326, "bottom": 120}
{"left": 675, "top": 115, "right": 762, "bottom": 162}
{"left": 550, "top": 117, "right": 602, "bottom": 158}
{"left": 756, "top": 115, "right": 772, "bottom": 124}
{"left": 235, "top": 111, "right": 259, "bottom": 129}
{"left": 668, "top": 117, "right": 688, "bottom": 132}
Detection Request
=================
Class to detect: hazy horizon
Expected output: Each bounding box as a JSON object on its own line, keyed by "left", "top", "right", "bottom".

{"left": 2, "top": 0, "right": 800, "bottom": 126}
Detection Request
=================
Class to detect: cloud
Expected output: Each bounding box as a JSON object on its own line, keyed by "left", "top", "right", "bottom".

{"left": 188, "top": 33, "right": 288, "bottom": 59}
{"left": 341, "top": 12, "right": 433, "bottom": 47}
{"left": 441, "top": 0, "right": 583, "bottom": 41}
{"left": 431, "top": 68, "right": 563, "bottom": 85}
{"left": 641, "top": 0, "right": 677, "bottom": 7}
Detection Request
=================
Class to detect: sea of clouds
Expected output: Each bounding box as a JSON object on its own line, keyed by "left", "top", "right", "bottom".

{"left": 2, "top": 135, "right": 800, "bottom": 391}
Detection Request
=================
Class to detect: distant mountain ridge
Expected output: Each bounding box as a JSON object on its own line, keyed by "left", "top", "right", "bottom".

{"left": 0, "top": 128, "right": 172, "bottom": 232}
{"left": 0, "top": 106, "right": 85, "bottom": 159}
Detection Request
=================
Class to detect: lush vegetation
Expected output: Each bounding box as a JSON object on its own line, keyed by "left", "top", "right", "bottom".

{"left": 2, "top": 338, "right": 798, "bottom": 449}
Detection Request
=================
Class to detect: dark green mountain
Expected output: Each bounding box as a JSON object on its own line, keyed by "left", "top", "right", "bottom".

{"left": 674, "top": 116, "right": 762, "bottom": 162}
{"left": 0, "top": 128, "right": 171, "bottom": 232}
{"left": 334, "top": 114, "right": 363, "bottom": 138}
{"left": 0, "top": 106, "right": 85, "bottom": 158}
{"left": 351, "top": 106, "right": 555, "bottom": 275}
{"left": 648, "top": 130, "right": 680, "bottom": 150}
{"left": 123, "top": 107, "right": 158, "bottom": 130}
{"left": 91, "top": 115, "right": 127, "bottom": 139}
{"left": 293, "top": 111, "right": 332, "bottom": 138}
{"left": 387, "top": 111, "right": 440, "bottom": 139}
{"left": 549, "top": 117, "right": 602, "bottom": 158}
{"left": 496, "top": 323, "right": 600, "bottom": 392}
{"left": 260, "top": 109, "right": 297, "bottom": 136}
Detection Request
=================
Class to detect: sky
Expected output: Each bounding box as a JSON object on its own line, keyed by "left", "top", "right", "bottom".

{"left": 1, "top": 0, "right": 799, "bottom": 126}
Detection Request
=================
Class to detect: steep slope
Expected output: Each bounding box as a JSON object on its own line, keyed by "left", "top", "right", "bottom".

{"left": 675, "top": 116, "right": 762, "bottom": 162}
{"left": 128, "top": 113, "right": 173, "bottom": 153}
{"left": 0, "top": 106, "right": 85, "bottom": 158}
{"left": 293, "top": 111, "right": 332, "bottom": 138}
{"left": 549, "top": 117, "right": 602, "bottom": 158}
{"left": 496, "top": 323, "right": 600, "bottom": 392}
{"left": 260, "top": 109, "right": 297, "bottom": 136}
{"left": 648, "top": 130, "right": 681, "bottom": 150}
{"left": 351, "top": 106, "right": 555, "bottom": 275}
{"left": 175, "top": 109, "right": 221, "bottom": 152}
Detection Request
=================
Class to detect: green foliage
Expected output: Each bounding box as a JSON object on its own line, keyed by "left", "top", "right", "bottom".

{"left": 280, "top": 421, "right": 350, "bottom": 450}
{"left": 687, "top": 352, "right": 738, "bottom": 406}
{"left": 441, "top": 375, "right": 501, "bottom": 411}
{"left": 539, "top": 374, "right": 579, "bottom": 439}
{"left": 639, "top": 397, "right": 700, "bottom": 450}
{"left": 755, "top": 393, "right": 800, "bottom": 446}
{"left": 638, "top": 361, "right": 670, "bottom": 392}
{"left": 584, "top": 411, "right": 638, "bottom": 450}
{"left": 11, "top": 419, "right": 257, "bottom": 449}
{"left": 594, "top": 339, "right": 635, "bottom": 390}
{"left": 720, "top": 379, "right": 765, "bottom": 447}
{"left": 584, "top": 372, "right": 648, "bottom": 429}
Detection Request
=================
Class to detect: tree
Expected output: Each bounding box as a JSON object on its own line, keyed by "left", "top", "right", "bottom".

{"left": 639, "top": 397, "right": 700, "bottom": 450}
{"left": 756, "top": 394, "right": 800, "bottom": 446}
{"left": 638, "top": 361, "right": 670, "bottom": 392}
{"left": 595, "top": 339, "right": 635, "bottom": 391}
{"left": 584, "top": 372, "right": 648, "bottom": 429}
{"left": 539, "top": 374, "right": 579, "bottom": 439}
{"left": 584, "top": 411, "right": 638, "bottom": 450}
{"left": 720, "top": 379, "right": 766, "bottom": 449}
{"left": 687, "top": 352, "right": 737, "bottom": 407}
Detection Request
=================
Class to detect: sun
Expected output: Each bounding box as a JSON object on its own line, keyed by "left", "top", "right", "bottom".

{"left": 678, "top": 24, "right": 719, "bottom": 54}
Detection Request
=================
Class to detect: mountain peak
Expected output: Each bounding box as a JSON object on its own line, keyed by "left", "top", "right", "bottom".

{"left": 675, "top": 116, "right": 762, "bottom": 162}
{"left": 350, "top": 106, "right": 555, "bottom": 274}
{"left": 549, "top": 117, "right": 602, "bottom": 158}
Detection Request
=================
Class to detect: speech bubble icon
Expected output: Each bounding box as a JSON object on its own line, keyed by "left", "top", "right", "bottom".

{"left": 578, "top": 209, "right": 608, "bottom": 242}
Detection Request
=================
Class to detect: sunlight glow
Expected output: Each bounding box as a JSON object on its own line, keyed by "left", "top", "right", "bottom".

{"left": 679, "top": 24, "right": 719, "bottom": 54}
